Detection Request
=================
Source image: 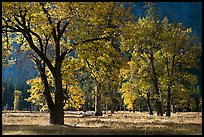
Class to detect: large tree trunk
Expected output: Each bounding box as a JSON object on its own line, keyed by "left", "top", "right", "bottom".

{"left": 43, "top": 66, "right": 64, "bottom": 125}
{"left": 52, "top": 83, "right": 64, "bottom": 125}
{"left": 36, "top": 60, "right": 64, "bottom": 125}
{"left": 49, "top": 106, "right": 63, "bottom": 125}
{"left": 52, "top": 58, "right": 64, "bottom": 125}
{"left": 94, "top": 85, "right": 102, "bottom": 116}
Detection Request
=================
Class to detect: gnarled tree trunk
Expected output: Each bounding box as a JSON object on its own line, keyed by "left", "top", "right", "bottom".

{"left": 36, "top": 59, "right": 64, "bottom": 125}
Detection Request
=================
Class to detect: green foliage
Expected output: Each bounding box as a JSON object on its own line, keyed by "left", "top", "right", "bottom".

{"left": 2, "top": 2, "right": 134, "bottom": 114}
{"left": 2, "top": 36, "right": 15, "bottom": 67}
{"left": 25, "top": 56, "right": 85, "bottom": 111}
{"left": 119, "top": 3, "right": 202, "bottom": 113}
{"left": 25, "top": 77, "right": 47, "bottom": 111}
{"left": 144, "top": 2, "right": 160, "bottom": 21}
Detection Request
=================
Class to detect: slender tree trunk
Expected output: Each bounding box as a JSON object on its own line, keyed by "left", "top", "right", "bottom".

{"left": 195, "top": 97, "right": 199, "bottom": 112}
{"left": 173, "top": 100, "right": 178, "bottom": 113}
{"left": 90, "top": 101, "right": 93, "bottom": 111}
{"left": 171, "top": 100, "right": 176, "bottom": 113}
{"left": 83, "top": 79, "right": 90, "bottom": 112}
{"left": 105, "top": 102, "right": 108, "bottom": 113}
{"left": 111, "top": 94, "right": 116, "bottom": 113}
{"left": 83, "top": 82, "right": 88, "bottom": 112}
{"left": 133, "top": 102, "right": 136, "bottom": 112}
{"left": 161, "top": 97, "right": 165, "bottom": 115}
{"left": 139, "top": 103, "right": 142, "bottom": 112}
{"left": 166, "top": 54, "right": 174, "bottom": 116}
{"left": 94, "top": 84, "right": 102, "bottom": 116}
{"left": 83, "top": 99, "right": 88, "bottom": 112}
{"left": 166, "top": 86, "right": 171, "bottom": 116}
{"left": 111, "top": 100, "right": 115, "bottom": 113}
{"left": 156, "top": 97, "right": 163, "bottom": 116}
{"left": 149, "top": 55, "right": 163, "bottom": 116}
{"left": 111, "top": 103, "right": 114, "bottom": 113}
{"left": 146, "top": 92, "right": 153, "bottom": 115}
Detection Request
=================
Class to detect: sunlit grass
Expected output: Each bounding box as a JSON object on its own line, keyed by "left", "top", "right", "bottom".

{"left": 2, "top": 111, "right": 202, "bottom": 135}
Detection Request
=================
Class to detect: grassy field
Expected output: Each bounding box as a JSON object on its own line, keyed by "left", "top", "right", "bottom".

{"left": 2, "top": 111, "right": 202, "bottom": 135}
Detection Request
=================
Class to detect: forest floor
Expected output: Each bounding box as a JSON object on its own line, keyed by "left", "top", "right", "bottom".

{"left": 2, "top": 111, "right": 202, "bottom": 135}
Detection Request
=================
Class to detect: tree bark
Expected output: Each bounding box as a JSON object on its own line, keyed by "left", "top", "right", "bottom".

{"left": 111, "top": 93, "right": 116, "bottom": 113}
{"left": 171, "top": 98, "right": 176, "bottom": 113}
{"left": 111, "top": 99, "right": 115, "bottom": 113}
{"left": 94, "top": 84, "right": 102, "bottom": 116}
{"left": 146, "top": 92, "right": 153, "bottom": 115}
{"left": 35, "top": 60, "right": 63, "bottom": 124}
{"left": 149, "top": 54, "right": 163, "bottom": 116}
{"left": 83, "top": 92, "right": 88, "bottom": 112}
{"left": 39, "top": 61, "right": 64, "bottom": 125}
{"left": 166, "top": 54, "right": 175, "bottom": 116}
{"left": 83, "top": 79, "right": 90, "bottom": 112}
{"left": 52, "top": 57, "right": 64, "bottom": 125}
{"left": 166, "top": 86, "right": 171, "bottom": 116}
{"left": 52, "top": 78, "right": 64, "bottom": 125}
{"left": 133, "top": 103, "right": 136, "bottom": 112}
{"left": 48, "top": 106, "right": 62, "bottom": 124}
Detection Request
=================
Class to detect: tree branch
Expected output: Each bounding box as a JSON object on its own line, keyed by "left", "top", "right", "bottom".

{"left": 84, "top": 58, "right": 100, "bottom": 84}
{"left": 39, "top": 2, "right": 57, "bottom": 43}
{"left": 60, "top": 36, "right": 110, "bottom": 61}
{"left": 58, "top": 22, "right": 69, "bottom": 40}
{"left": 22, "top": 31, "right": 55, "bottom": 75}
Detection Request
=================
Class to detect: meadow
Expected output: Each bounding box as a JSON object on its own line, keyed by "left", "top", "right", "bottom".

{"left": 2, "top": 111, "right": 202, "bottom": 135}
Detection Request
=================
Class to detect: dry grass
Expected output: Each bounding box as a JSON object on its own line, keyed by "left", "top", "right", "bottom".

{"left": 2, "top": 111, "right": 202, "bottom": 135}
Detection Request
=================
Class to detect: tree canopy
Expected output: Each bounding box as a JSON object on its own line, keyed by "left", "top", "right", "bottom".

{"left": 2, "top": 2, "right": 202, "bottom": 125}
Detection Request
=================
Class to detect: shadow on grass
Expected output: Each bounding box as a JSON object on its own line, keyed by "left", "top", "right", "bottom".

{"left": 2, "top": 124, "right": 201, "bottom": 135}
{"left": 82, "top": 117, "right": 202, "bottom": 127}
{"left": 82, "top": 118, "right": 202, "bottom": 134}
